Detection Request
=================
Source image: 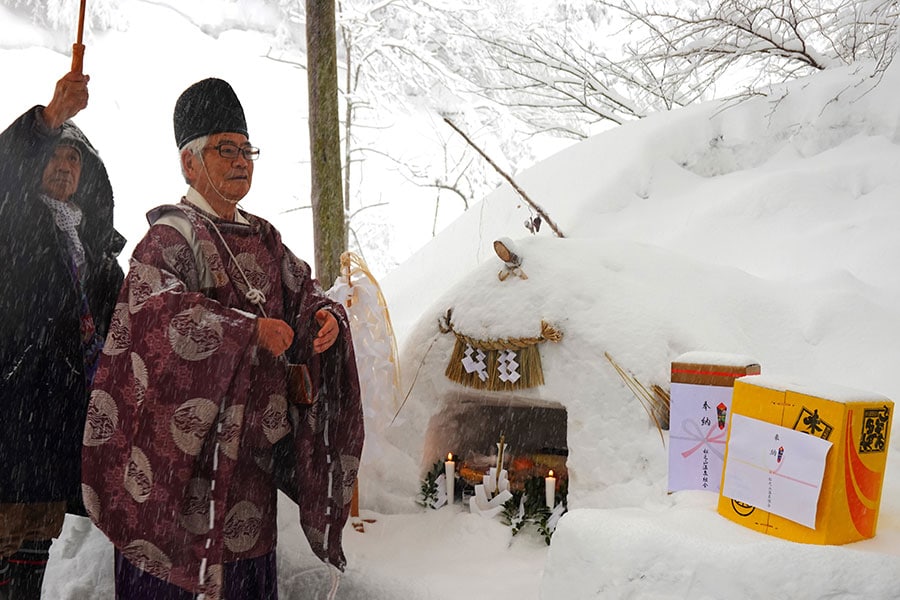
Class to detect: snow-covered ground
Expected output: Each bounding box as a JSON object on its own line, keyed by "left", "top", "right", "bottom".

{"left": 2, "top": 2, "right": 899, "bottom": 599}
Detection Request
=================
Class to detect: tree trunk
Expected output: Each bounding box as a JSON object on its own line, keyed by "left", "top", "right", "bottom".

{"left": 306, "top": 0, "right": 345, "bottom": 286}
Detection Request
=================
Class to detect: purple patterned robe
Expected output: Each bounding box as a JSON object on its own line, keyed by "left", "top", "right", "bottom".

{"left": 82, "top": 200, "right": 363, "bottom": 599}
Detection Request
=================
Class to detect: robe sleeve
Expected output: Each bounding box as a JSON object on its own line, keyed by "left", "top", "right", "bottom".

{"left": 277, "top": 245, "right": 365, "bottom": 570}
{"left": 82, "top": 225, "right": 261, "bottom": 598}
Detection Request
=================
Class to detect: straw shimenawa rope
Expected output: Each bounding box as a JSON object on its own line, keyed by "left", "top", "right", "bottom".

{"left": 440, "top": 309, "right": 562, "bottom": 390}
{"left": 441, "top": 318, "right": 563, "bottom": 349}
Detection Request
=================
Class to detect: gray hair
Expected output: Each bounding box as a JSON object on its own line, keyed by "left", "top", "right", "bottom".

{"left": 179, "top": 135, "right": 208, "bottom": 183}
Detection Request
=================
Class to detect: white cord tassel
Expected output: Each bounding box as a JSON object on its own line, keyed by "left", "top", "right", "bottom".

{"left": 244, "top": 288, "right": 266, "bottom": 306}
{"left": 196, "top": 211, "right": 268, "bottom": 317}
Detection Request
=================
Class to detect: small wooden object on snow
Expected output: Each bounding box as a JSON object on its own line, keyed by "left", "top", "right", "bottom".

{"left": 494, "top": 238, "right": 528, "bottom": 281}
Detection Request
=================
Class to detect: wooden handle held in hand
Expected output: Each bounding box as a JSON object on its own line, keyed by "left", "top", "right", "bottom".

{"left": 71, "top": 43, "right": 85, "bottom": 74}
{"left": 72, "top": 0, "right": 86, "bottom": 73}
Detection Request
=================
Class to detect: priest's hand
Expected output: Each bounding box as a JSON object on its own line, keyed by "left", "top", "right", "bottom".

{"left": 42, "top": 71, "right": 90, "bottom": 131}
{"left": 313, "top": 309, "right": 339, "bottom": 354}
{"left": 257, "top": 317, "right": 294, "bottom": 357}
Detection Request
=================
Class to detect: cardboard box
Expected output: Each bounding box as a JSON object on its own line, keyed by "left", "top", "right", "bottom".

{"left": 668, "top": 352, "right": 761, "bottom": 492}
{"left": 718, "top": 375, "right": 894, "bottom": 544}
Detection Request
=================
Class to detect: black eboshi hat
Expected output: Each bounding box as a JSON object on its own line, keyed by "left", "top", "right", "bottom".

{"left": 173, "top": 78, "right": 248, "bottom": 149}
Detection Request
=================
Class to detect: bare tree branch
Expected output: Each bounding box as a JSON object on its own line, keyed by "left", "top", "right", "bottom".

{"left": 443, "top": 116, "right": 564, "bottom": 238}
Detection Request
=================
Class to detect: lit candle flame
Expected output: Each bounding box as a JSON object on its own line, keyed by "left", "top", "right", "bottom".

{"left": 447, "top": 452, "right": 453, "bottom": 461}
{"left": 548, "top": 470, "right": 554, "bottom": 477}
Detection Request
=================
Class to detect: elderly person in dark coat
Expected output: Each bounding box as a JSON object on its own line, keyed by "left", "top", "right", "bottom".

{"left": 82, "top": 77, "right": 364, "bottom": 600}
{"left": 0, "top": 70, "right": 125, "bottom": 599}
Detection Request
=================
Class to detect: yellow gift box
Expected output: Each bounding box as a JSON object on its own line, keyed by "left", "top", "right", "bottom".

{"left": 717, "top": 375, "right": 893, "bottom": 544}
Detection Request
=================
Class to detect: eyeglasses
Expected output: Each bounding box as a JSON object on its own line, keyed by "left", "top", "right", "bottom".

{"left": 206, "top": 142, "right": 260, "bottom": 161}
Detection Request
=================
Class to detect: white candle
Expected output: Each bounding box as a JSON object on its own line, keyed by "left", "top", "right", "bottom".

{"left": 545, "top": 470, "right": 556, "bottom": 508}
{"left": 445, "top": 453, "right": 455, "bottom": 504}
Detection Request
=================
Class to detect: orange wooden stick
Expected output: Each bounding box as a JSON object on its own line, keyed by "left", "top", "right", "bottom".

{"left": 71, "top": 0, "right": 86, "bottom": 73}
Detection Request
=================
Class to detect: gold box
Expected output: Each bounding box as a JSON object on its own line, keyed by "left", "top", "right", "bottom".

{"left": 718, "top": 376, "right": 893, "bottom": 544}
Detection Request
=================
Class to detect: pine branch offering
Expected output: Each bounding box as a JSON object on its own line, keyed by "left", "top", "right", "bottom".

{"left": 418, "top": 460, "right": 446, "bottom": 509}
{"left": 500, "top": 476, "right": 566, "bottom": 544}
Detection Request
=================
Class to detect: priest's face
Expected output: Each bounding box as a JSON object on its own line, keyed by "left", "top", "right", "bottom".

{"left": 191, "top": 132, "right": 255, "bottom": 205}
{"left": 40, "top": 144, "right": 82, "bottom": 202}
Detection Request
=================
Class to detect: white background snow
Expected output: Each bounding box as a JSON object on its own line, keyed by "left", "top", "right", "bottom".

{"left": 1, "top": 1, "right": 899, "bottom": 599}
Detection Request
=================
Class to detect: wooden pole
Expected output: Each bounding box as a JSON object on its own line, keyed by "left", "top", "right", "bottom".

{"left": 71, "top": 0, "right": 86, "bottom": 74}
{"left": 305, "top": 0, "right": 346, "bottom": 285}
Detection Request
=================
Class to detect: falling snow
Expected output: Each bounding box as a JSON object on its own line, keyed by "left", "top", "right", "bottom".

{"left": 1, "top": 1, "right": 899, "bottom": 599}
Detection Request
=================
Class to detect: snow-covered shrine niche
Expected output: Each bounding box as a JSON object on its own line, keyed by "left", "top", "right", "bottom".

{"left": 392, "top": 235, "right": 716, "bottom": 513}
{"left": 404, "top": 238, "right": 571, "bottom": 503}
{"left": 422, "top": 392, "right": 569, "bottom": 500}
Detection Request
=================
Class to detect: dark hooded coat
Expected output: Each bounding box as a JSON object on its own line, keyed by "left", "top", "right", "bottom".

{"left": 0, "top": 106, "right": 125, "bottom": 506}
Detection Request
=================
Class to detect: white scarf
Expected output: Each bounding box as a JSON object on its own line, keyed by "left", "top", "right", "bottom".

{"left": 41, "top": 194, "right": 86, "bottom": 275}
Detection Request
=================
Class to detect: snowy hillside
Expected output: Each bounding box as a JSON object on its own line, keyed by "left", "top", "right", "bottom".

{"left": 381, "top": 57, "right": 900, "bottom": 598}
